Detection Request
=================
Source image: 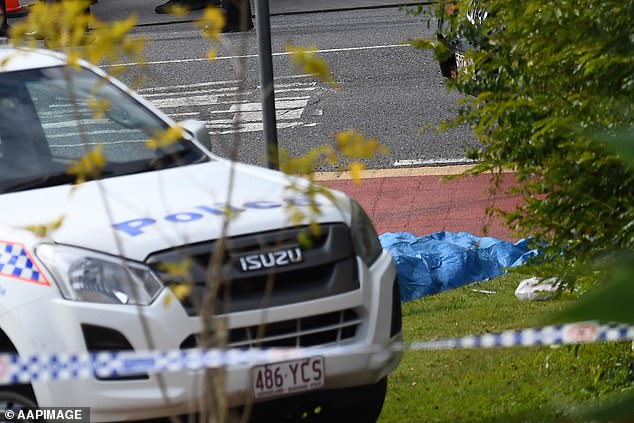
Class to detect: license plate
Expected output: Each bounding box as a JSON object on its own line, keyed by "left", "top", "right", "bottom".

{"left": 455, "top": 51, "right": 471, "bottom": 72}
{"left": 251, "top": 356, "right": 325, "bottom": 400}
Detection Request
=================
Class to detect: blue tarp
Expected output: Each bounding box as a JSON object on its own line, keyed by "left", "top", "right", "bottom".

{"left": 379, "top": 231, "right": 538, "bottom": 302}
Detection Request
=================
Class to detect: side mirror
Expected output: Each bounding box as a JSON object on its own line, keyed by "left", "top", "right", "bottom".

{"left": 179, "top": 119, "right": 211, "bottom": 151}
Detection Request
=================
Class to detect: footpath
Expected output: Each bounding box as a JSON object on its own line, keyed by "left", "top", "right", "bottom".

{"left": 316, "top": 167, "right": 521, "bottom": 241}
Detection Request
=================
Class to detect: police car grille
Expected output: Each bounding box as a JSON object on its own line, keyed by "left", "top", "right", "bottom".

{"left": 180, "top": 309, "right": 361, "bottom": 349}
{"left": 147, "top": 223, "right": 359, "bottom": 316}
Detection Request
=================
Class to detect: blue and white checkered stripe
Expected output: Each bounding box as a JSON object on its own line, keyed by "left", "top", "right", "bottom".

{"left": 0, "top": 348, "right": 306, "bottom": 385}
{"left": 0, "top": 322, "right": 632, "bottom": 385}
{"left": 408, "top": 322, "right": 634, "bottom": 351}
{"left": 0, "top": 241, "right": 49, "bottom": 285}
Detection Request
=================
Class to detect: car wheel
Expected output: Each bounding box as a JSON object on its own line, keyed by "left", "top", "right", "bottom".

{"left": 0, "top": 391, "right": 38, "bottom": 422}
{"left": 439, "top": 55, "right": 456, "bottom": 78}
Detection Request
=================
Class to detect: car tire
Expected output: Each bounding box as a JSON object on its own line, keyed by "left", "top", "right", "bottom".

{"left": 439, "top": 55, "right": 455, "bottom": 78}
{"left": 0, "top": 391, "right": 38, "bottom": 422}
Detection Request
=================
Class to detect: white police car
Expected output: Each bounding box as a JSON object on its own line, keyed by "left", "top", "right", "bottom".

{"left": 0, "top": 46, "right": 402, "bottom": 422}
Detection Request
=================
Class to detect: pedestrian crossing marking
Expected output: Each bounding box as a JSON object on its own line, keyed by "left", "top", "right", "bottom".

{"left": 138, "top": 75, "right": 322, "bottom": 135}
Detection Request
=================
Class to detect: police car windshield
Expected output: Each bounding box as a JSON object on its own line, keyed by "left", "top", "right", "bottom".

{"left": 0, "top": 66, "right": 209, "bottom": 194}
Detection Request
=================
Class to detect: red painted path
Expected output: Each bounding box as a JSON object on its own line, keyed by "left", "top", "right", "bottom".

{"left": 317, "top": 169, "right": 522, "bottom": 241}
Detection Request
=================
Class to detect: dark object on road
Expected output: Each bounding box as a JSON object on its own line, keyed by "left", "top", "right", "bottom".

{"left": 42, "top": 0, "right": 91, "bottom": 15}
{"left": 155, "top": 0, "right": 215, "bottom": 13}
{"left": 0, "top": 0, "right": 9, "bottom": 38}
{"left": 155, "top": 0, "right": 254, "bottom": 33}
{"left": 221, "top": 0, "right": 253, "bottom": 32}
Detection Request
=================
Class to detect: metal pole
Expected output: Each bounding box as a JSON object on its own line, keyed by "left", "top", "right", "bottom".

{"left": 254, "top": 0, "right": 279, "bottom": 170}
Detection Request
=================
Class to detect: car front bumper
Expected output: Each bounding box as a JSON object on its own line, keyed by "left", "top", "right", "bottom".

{"left": 5, "top": 250, "right": 401, "bottom": 422}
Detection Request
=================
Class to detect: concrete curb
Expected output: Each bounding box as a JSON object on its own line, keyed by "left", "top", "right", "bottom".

{"left": 312, "top": 164, "right": 476, "bottom": 181}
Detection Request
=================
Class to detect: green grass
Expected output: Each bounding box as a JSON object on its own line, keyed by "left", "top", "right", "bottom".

{"left": 379, "top": 274, "right": 634, "bottom": 422}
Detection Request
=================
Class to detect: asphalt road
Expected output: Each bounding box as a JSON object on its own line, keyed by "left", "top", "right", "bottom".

{"left": 107, "top": 5, "right": 478, "bottom": 169}
{"left": 5, "top": 1, "right": 506, "bottom": 238}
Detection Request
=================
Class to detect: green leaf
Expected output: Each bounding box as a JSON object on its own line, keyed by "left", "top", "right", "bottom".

{"left": 595, "top": 130, "right": 634, "bottom": 166}
{"left": 553, "top": 274, "right": 634, "bottom": 325}
{"left": 583, "top": 393, "right": 634, "bottom": 422}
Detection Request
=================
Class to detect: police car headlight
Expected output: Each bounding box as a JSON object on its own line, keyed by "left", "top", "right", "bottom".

{"left": 350, "top": 199, "right": 383, "bottom": 266}
{"left": 36, "top": 245, "right": 163, "bottom": 305}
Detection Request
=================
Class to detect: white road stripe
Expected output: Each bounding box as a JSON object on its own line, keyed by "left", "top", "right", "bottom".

{"left": 151, "top": 94, "right": 219, "bottom": 108}
{"left": 235, "top": 108, "right": 305, "bottom": 122}
{"left": 273, "top": 87, "right": 317, "bottom": 93}
{"left": 138, "top": 79, "right": 240, "bottom": 93}
{"left": 167, "top": 112, "right": 200, "bottom": 117}
{"left": 106, "top": 44, "right": 412, "bottom": 68}
{"left": 137, "top": 74, "right": 312, "bottom": 93}
{"left": 206, "top": 121, "right": 308, "bottom": 135}
{"left": 42, "top": 119, "right": 107, "bottom": 129}
{"left": 275, "top": 96, "right": 311, "bottom": 101}
{"left": 205, "top": 118, "right": 234, "bottom": 125}
{"left": 228, "top": 99, "right": 309, "bottom": 112}
{"left": 142, "top": 76, "right": 318, "bottom": 134}
{"left": 394, "top": 158, "right": 478, "bottom": 167}
{"left": 141, "top": 86, "right": 239, "bottom": 98}
{"left": 273, "top": 82, "right": 317, "bottom": 89}
{"left": 49, "top": 137, "right": 144, "bottom": 146}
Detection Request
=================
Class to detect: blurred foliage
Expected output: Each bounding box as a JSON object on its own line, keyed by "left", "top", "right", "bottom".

{"left": 67, "top": 144, "right": 106, "bottom": 183}
{"left": 5, "top": 0, "right": 144, "bottom": 191}
{"left": 145, "top": 126, "right": 186, "bottom": 150}
{"left": 279, "top": 129, "right": 388, "bottom": 183}
{"left": 195, "top": 6, "right": 227, "bottom": 60}
{"left": 25, "top": 216, "right": 65, "bottom": 238}
{"left": 412, "top": 1, "right": 634, "bottom": 420}
{"left": 412, "top": 0, "right": 634, "bottom": 290}
{"left": 381, "top": 273, "right": 634, "bottom": 423}
{"left": 286, "top": 44, "right": 340, "bottom": 89}
{"left": 8, "top": 0, "right": 144, "bottom": 76}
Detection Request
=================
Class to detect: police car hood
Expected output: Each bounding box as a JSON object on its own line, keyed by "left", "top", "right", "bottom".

{"left": 0, "top": 161, "right": 351, "bottom": 261}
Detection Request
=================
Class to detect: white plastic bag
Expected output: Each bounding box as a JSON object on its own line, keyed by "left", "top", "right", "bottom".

{"left": 515, "top": 277, "right": 560, "bottom": 301}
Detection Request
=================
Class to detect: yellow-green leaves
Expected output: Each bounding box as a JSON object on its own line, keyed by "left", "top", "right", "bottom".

{"left": 196, "top": 6, "right": 227, "bottom": 42}
{"left": 87, "top": 16, "right": 144, "bottom": 68}
{"left": 160, "top": 259, "right": 193, "bottom": 307}
{"left": 169, "top": 284, "right": 193, "bottom": 301}
{"left": 160, "top": 259, "right": 194, "bottom": 284}
{"left": 349, "top": 162, "right": 365, "bottom": 182}
{"left": 86, "top": 97, "right": 111, "bottom": 120}
{"left": 9, "top": 0, "right": 91, "bottom": 51}
{"left": 279, "top": 130, "right": 388, "bottom": 183}
{"left": 336, "top": 130, "right": 388, "bottom": 183}
{"left": 145, "top": 126, "right": 186, "bottom": 150}
{"left": 162, "top": 2, "right": 190, "bottom": 16}
{"left": 286, "top": 44, "right": 339, "bottom": 89}
{"left": 68, "top": 145, "right": 106, "bottom": 184}
{"left": 25, "top": 216, "right": 65, "bottom": 238}
{"left": 335, "top": 129, "right": 387, "bottom": 161}
{"left": 279, "top": 146, "right": 335, "bottom": 178}
{"left": 195, "top": 6, "right": 226, "bottom": 61}
{"left": 9, "top": 0, "right": 144, "bottom": 69}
